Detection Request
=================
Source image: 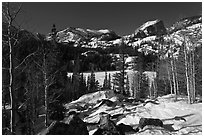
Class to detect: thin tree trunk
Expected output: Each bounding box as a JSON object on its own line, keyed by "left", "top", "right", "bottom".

{"left": 149, "top": 80, "right": 153, "bottom": 99}
{"left": 174, "top": 59, "right": 179, "bottom": 96}
{"left": 154, "top": 57, "right": 159, "bottom": 98}
{"left": 3, "top": 3, "right": 22, "bottom": 134}
{"left": 183, "top": 42, "right": 191, "bottom": 104}
{"left": 43, "top": 52, "right": 48, "bottom": 127}
{"left": 44, "top": 82, "right": 48, "bottom": 127}
{"left": 167, "top": 60, "right": 173, "bottom": 95}
{"left": 192, "top": 50, "right": 196, "bottom": 103}
{"left": 189, "top": 51, "right": 196, "bottom": 103}
{"left": 122, "top": 52, "right": 125, "bottom": 95}
{"left": 189, "top": 52, "right": 192, "bottom": 103}
{"left": 8, "top": 21, "right": 16, "bottom": 134}
{"left": 171, "top": 58, "right": 177, "bottom": 100}
{"left": 163, "top": 77, "right": 167, "bottom": 94}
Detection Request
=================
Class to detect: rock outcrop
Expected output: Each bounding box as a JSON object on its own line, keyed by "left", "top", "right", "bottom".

{"left": 44, "top": 111, "right": 89, "bottom": 135}
{"left": 135, "top": 20, "right": 166, "bottom": 38}
{"left": 93, "top": 112, "right": 123, "bottom": 135}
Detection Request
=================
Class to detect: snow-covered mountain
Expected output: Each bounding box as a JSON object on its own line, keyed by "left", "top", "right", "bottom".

{"left": 45, "top": 18, "right": 167, "bottom": 49}
{"left": 46, "top": 27, "right": 121, "bottom": 48}
{"left": 46, "top": 15, "right": 201, "bottom": 56}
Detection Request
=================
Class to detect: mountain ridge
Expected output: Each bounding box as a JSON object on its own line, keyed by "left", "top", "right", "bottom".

{"left": 45, "top": 15, "right": 201, "bottom": 51}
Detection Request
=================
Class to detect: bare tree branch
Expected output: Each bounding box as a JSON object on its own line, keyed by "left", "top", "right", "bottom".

{"left": 47, "top": 65, "right": 66, "bottom": 81}
{"left": 49, "top": 93, "right": 63, "bottom": 104}
{"left": 2, "top": 9, "right": 10, "bottom": 22}
{"left": 33, "top": 60, "right": 44, "bottom": 72}
{"left": 15, "top": 50, "right": 38, "bottom": 70}
{"left": 12, "top": 4, "right": 22, "bottom": 21}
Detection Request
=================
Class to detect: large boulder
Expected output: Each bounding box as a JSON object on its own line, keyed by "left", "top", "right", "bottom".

{"left": 93, "top": 112, "right": 123, "bottom": 135}
{"left": 116, "top": 123, "right": 136, "bottom": 134}
{"left": 135, "top": 117, "right": 164, "bottom": 132}
{"left": 45, "top": 111, "right": 89, "bottom": 135}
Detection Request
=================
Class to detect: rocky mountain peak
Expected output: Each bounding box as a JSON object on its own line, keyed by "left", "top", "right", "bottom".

{"left": 134, "top": 19, "right": 166, "bottom": 38}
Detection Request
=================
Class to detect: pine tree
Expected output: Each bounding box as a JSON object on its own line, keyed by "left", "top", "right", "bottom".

{"left": 108, "top": 73, "right": 111, "bottom": 89}
{"left": 79, "top": 73, "right": 87, "bottom": 96}
{"left": 87, "top": 70, "right": 98, "bottom": 93}
{"left": 140, "top": 73, "right": 149, "bottom": 98}
{"left": 131, "top": 52, "right": 144, "bottom": 98}
{"left": 87, "top": 75, "right": 91, "bottom": 92}
{"left": 112, "top": 39, "right": 128, "bottom": 95}
{"left": 72, "top": 56, "right": 80, "bottom": 98}
{"left": 51, "top": 24, "right": 57, "bottom": 41}
{"left": 95, "top": 80, "right": 100, "bottom": 91}
{"left": 102, "top": 71, "right": 108, "bottom": 90}
{"left": 112, "top": 73, "right": 121, "bottom": 93}
{"left": 119, "top": 39, "right": 126, "bottom": 95}
{"left": 126, "top": 75, "right": 130, "bottom": 96}
{"left": 131, "top": 72, "right": 140, "bottom": 99}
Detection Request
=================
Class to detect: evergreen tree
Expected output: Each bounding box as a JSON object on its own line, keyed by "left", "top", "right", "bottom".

{"left": 72, "top": 56, "right": 80, "bottom": 98}
{"left": 108, "top": 73, "right": 111, "bottom": 89}
{"left": 140, "top": 73, "right": 149, "bottom": 99}
{"left": 132, "top": 52, "right": 144, "bottom": 98}
{"left": 126, "top": 75, "right": 130, "bottom": 96}
{"left": 50, "top": 24, "right": 58, "bottom": 43}
{"left": 95, "top": 80, "right": 100, "bottom": 91}
{"left": 119, "top": 39, "right": 126, "bottom": 95}
{"left": 87, "top": 70, "right": 98, "bottom": 93}
{"left": 131, "top": 72, "right": 140, "bottom": 99}
{"left": 79, "top": 73, "right": 87, "bottom": 96}
{"left": 112, "top": 39, "right": 128, "bottom": 95}
{"left": 102, "top": 71, "right": 108, "bottom": 90}
{"left": 87, "top": 75, "right": 91, "bottom": 92}
{"left": 112, "top": 73, "right": 121, "bottom": 93}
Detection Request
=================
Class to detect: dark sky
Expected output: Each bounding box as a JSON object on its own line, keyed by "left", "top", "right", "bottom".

{"left": 15, "top": 2, "right": 201, "bottom": 36}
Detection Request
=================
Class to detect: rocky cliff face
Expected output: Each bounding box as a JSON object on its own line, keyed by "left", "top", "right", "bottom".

{"left": 134, "top": 20, "right": 166, "bottom": 38}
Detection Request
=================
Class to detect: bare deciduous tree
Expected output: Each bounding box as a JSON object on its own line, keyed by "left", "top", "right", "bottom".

{"left": 2, "top": 2, "right": 22, "bottom": 134}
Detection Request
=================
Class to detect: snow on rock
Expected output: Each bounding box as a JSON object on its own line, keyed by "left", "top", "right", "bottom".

{"left": 109, "top": 96, "right": 119, "bottom": 102}
{"left": 135, "top": 126, "right": 173, "bottom": 135}
{"left": 117, "top": 114, "right": 140, "bottom": 125}
{"left": 139, "top": 20, "right": 160, "bottom": 31}
{"left": 89, "top": 129, "right": 98, "bottom": 135}
{"left": 132, "top": 36, "right": 157, "bottom": 47}
{"left": 70, "top": 90, "right": 115, "bottom": 104}
{"left": 98, "top": 29, "right": 111, "bottom": 34}
{"left": 63, "top": 90, "right": 202, "bottom": 135}
{"left": 112, "top": 38, "right": 122, "bottom": 44}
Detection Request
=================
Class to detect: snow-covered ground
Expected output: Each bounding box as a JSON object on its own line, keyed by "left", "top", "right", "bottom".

{"left": 67, "top": 70, "right": 156, "bottom": 87}
{"left": 67, "top": 71, "right": 118, "bottom": 86}
{"left": 64, "top": 90, "right": 202, "bottom": 135}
